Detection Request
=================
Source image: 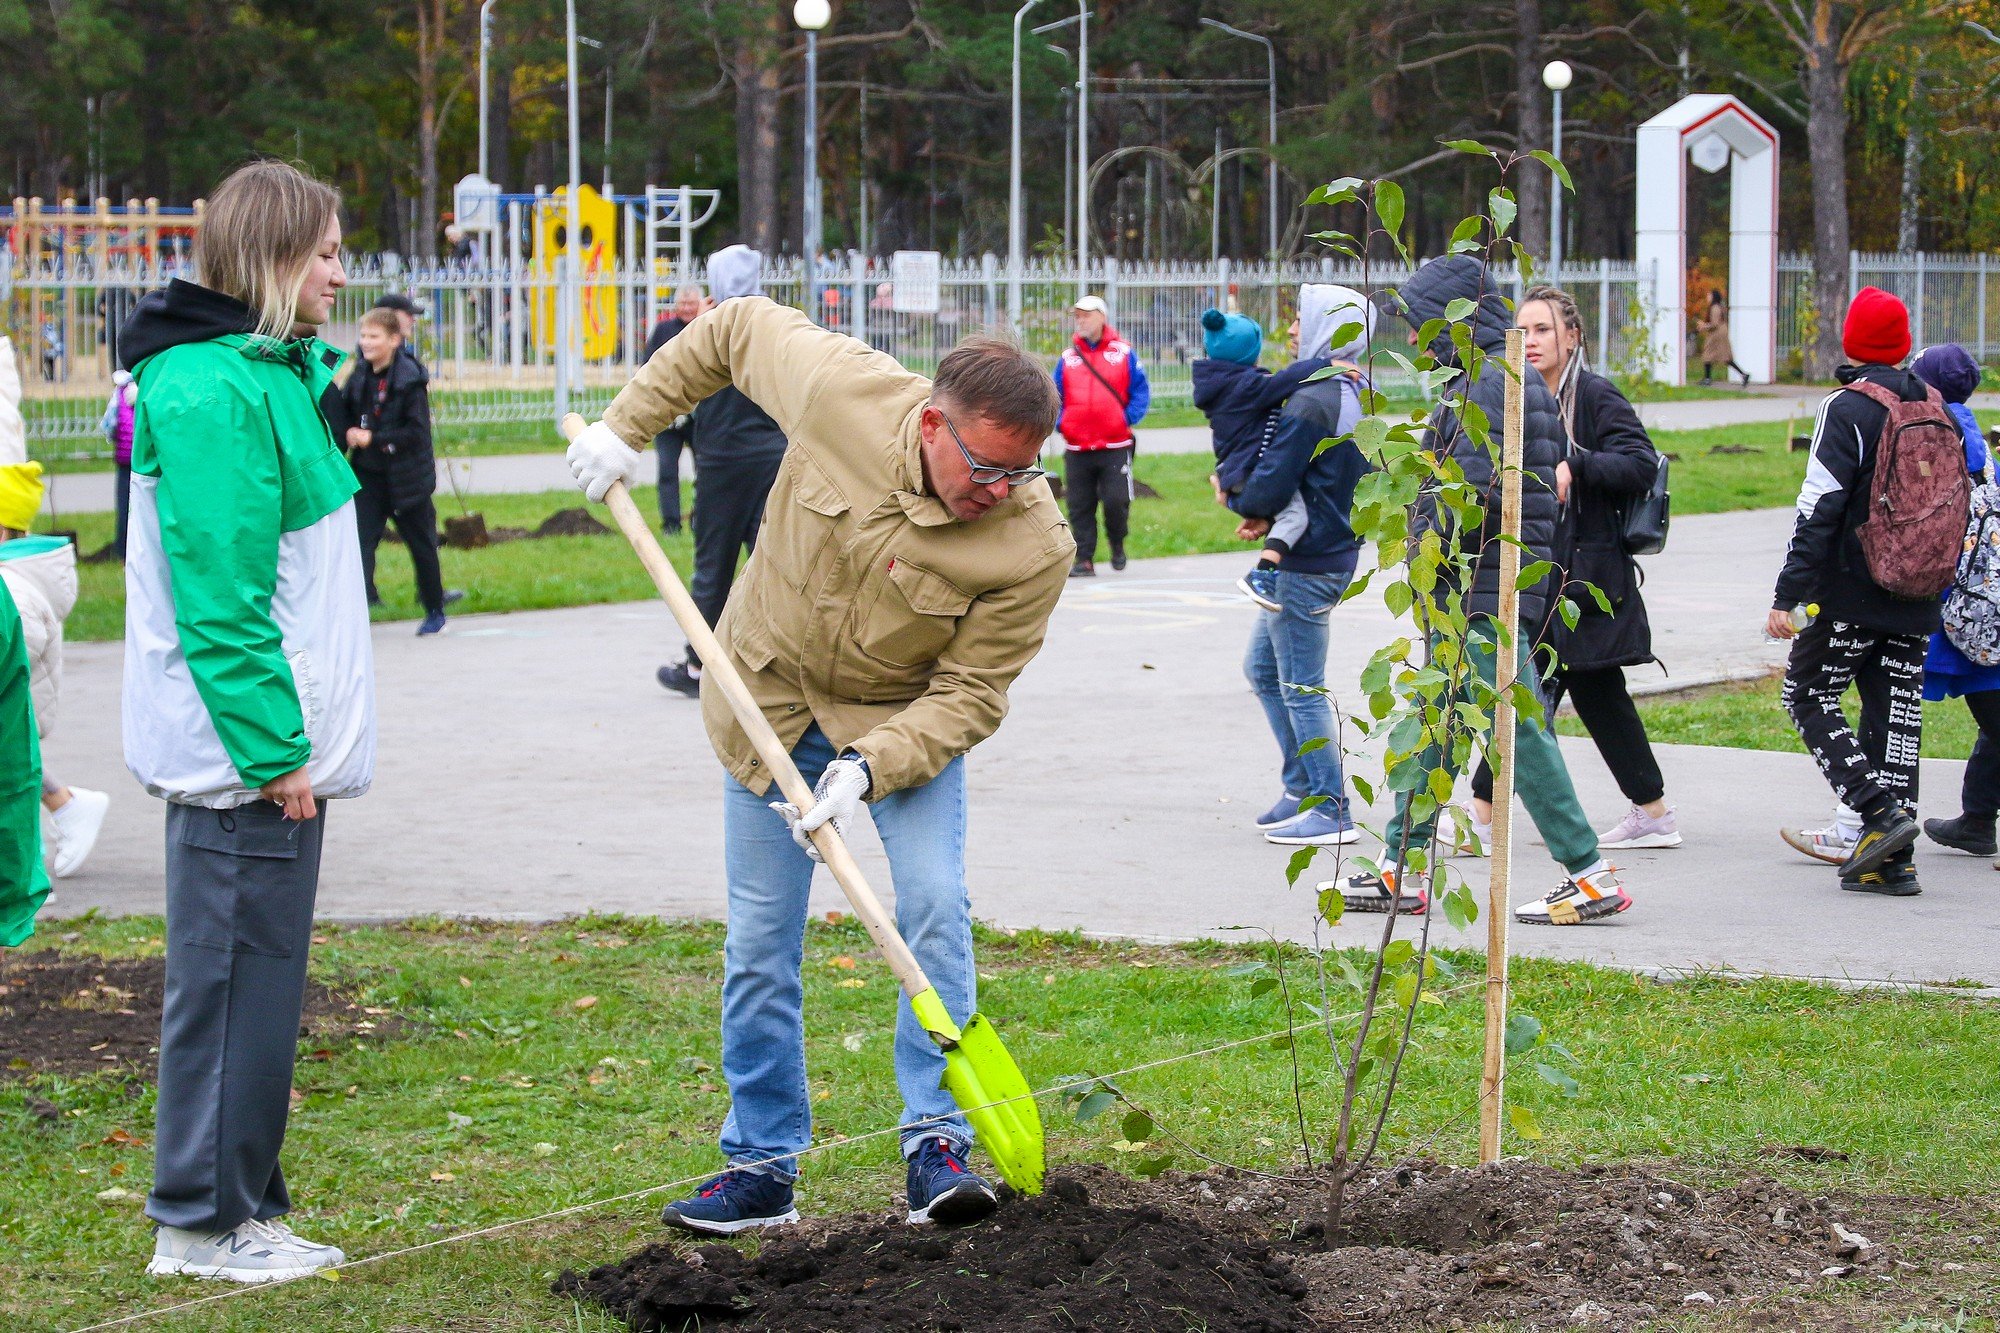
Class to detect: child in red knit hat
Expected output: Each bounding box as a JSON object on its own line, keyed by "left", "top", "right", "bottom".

{"left": 1771, "top": 285, "right": 1941, "bottom": 895}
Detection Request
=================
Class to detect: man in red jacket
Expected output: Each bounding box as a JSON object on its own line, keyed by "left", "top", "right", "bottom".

{"left": 1054, "top": 295, "right": 1150, "bottom": 576}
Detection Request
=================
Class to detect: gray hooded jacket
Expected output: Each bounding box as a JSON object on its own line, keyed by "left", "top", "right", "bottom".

{"left": 1395, "top": 256, "right": 1562, "bottom": 629}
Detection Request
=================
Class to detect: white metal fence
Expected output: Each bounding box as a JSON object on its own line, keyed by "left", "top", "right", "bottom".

{"left": 5, "top": 249, "right": 1993, "bottom": 458}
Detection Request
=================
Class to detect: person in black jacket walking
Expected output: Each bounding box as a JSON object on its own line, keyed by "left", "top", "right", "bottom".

{"left": 1770, "top": 287, "right": 1933, "bottom": 894}
{"left": 643, "top": 286, "right": 711, "bottom": 535}
{"left": 1466, "top": 286, "right": 1681, "bottom": 850}
{"left": 655, "top": 246, "right": 790, "bottom": 697}
{"left": 336, "top": 307, "right": 450, "bottom": 635}
{"left": 1336, "top": 257, "right": 1630, "bottom": 926}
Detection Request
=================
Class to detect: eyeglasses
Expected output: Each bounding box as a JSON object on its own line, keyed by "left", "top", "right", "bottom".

{"left": 935, "top": 408, "right": 1048, "bottom": 487}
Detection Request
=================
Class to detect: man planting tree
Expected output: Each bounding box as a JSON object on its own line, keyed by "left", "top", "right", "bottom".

{"left": 565, "top": 297, "right": 1072, "bottom": 1234}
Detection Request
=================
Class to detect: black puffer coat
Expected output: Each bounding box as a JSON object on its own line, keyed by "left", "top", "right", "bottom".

{"left": 1547, "top": 371, "right": 1660, "bottom": 671}
{"left": 1398, "top": 256, "right": 1563, "bottom": 628}
{"left": 329, "top": 349, "right": 436, "bottom": 512}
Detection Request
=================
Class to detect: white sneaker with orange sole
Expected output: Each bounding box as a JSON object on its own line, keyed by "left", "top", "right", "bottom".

{"left": 1514, "top": 866, "right": 1631, "bottom": 925}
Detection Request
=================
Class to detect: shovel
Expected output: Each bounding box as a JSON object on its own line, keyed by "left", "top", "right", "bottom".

{"left": 559, "top": 413, "right": 1044, "bottom": 1195}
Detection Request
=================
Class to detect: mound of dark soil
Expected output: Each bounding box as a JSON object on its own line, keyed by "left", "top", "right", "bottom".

{"left": 1199, "top": 1159, "right": 1895, "bottom": 1329}
{"left": 0, "top": 952, "right": 411, "bottom": 1081}
{"left": 565, "top": 1160, "right": 1904, "bottom": 1332}
{"left": 557, "top": 1173, "right": 1309, "bottom": 1332}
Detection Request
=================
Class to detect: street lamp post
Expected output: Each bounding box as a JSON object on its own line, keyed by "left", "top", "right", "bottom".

{"left": 795, "top": 0, "right": 830, "bottom": 318}
{"left": 1033, "top": 10, "right": 1092, "bottom": 291}
{"left": 559, "top": 0, "right": 582, "bottom": 419}
{"left": 1200, "top": 17, "right": 1277, "bottom": 261}
{"left": 478, "top": 0, "right": 498, "bottom": 186}
{"left": 1543, "top": 59, "right": 1572, "bottom": 287}
{"left": 1008, "top": 0, "right": 1046, "bottom": 329}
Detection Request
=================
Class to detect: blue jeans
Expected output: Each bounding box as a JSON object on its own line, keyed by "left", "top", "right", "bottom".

{"left": 1244, "top": 570, "right": 1352, "bottom": 814}
{"left": 719, "top": 725, "right": 975, "bottom": 1181}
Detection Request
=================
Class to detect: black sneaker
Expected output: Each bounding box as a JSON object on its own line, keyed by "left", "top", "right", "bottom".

{"left": 656, "top": 661, "right": 702, "bottom": 697}
{"left": 442, "top": 588, "right": 466, "bottom": 607}
{"left": 660, "top": 1169, "right": 800, "bottom": 1235}
{"left": 1842, "top": 851, "right": 1922, "bottom": 897}
{"left": 905, "top": 1136, "right": 997, "bottom": 1225}
{"left": 1840, "top": 808, "right": 1919, "bottom": 881}
{"left": 1924, "top": 814, "right": 1998, "bottom": 857}
{"left": 1110, "top": 545, "right": 1127, "bottom": 571}
{"left": 1068, "top": 560, "right": 1095, "bottom": 579}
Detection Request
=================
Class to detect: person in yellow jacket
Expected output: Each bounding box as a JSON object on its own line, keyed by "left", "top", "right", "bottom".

{"left": 567, "top": 296, "right": 1072, "bottom": 1233}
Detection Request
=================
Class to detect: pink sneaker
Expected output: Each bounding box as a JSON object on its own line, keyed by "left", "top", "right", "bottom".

{"left": 1598, "top": 804, "right": 1681, "bottom": 850}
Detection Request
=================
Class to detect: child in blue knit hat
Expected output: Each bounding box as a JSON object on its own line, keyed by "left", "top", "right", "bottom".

{"left": 1192, "top": 307, "right": 1329, "bottom": 610}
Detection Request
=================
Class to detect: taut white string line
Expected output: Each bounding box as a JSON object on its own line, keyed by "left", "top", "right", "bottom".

{"left": 65, "top": 986, "right": 1453, "bottom": 1333}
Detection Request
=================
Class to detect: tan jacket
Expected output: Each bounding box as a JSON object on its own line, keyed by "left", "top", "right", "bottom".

{"left": 603, "top": 297, "right": 1074, "bottom": 799}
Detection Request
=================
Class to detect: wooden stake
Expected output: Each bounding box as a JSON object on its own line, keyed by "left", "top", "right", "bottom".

{"left": 1478, "top": 327, "right": 1527, "bottom": 1165}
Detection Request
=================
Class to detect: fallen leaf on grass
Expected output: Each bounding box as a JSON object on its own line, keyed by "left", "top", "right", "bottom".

{"left": 836, "top": 978, "right": 866, "bottom": 989}
{"left": 458, "top": 976, "right": 473, "bottom": 988}
{"left": 531, "top": 1142, "right": 558, "bottom": 1157}
{"left": 95, "top": 1187, "right": 139, "bottom": 1204}
{"left": 315, "top": 1267, "right": 342, "bottom": 1282}
{"left": 446, "top": 1112, "right": 472, "bottom": 1130}
{"left": 824, "top": 911, "right": 845, "bottom": 924}
{"left": 841, "top": 1033, "right": 867, "bottom": 1052}
{"left": 101, "top": 1128, "right": 148, "bottom": 1148}
{"left": 429, "top": 1171, "right": 456, "bottom": 1183}
{"left": 573, "top": 995, "right": 599, "bottom": 1010}
{"left": 828, "top": 956, "right": 856, "bottom": 970}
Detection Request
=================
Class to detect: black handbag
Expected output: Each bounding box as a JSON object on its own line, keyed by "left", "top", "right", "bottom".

{"left": 1620, "top": 451, "right": 1670, "bottom": 556}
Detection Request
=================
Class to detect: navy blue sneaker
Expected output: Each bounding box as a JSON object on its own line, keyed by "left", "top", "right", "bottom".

{"left": 1237, "top": 566, "right": 1282, "bottom": 613}
{"left": 905, "top": 1136, "right": 997, "bottom": 1226}
{"left": 660, "top": 1169, "right": 800, "bottom": 1235}
{"left": 1263, "top": 805, "right": 1359, "bottom": 846}
{"left": 416, "top": 611, "right": 447, "bottom": 636}
{"left": 656, "top": 660, "right": 702, "bottom": 697}
{"left": 1255, "top": 793, "right": 1305, "bottom": 829}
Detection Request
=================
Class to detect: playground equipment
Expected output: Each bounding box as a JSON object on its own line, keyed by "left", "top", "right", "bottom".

{"left": 531, "top": 184, "right": 620, "bottom": 359}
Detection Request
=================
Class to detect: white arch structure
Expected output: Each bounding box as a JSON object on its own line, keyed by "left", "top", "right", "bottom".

{"left": 1634, "top": 94, "right": 1780, "bottom": 384}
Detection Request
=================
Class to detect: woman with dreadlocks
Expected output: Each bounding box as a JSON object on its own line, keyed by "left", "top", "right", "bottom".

{"left": 1466, "top": 285, "right": 1682, "bottom": 851}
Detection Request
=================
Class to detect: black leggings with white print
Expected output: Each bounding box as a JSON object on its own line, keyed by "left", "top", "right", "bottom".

{"left": 1780, "top": 618, "right": 1926, "bottom": 820}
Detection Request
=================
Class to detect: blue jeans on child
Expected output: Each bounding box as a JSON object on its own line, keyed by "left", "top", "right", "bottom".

{"left": 718, "top": 724, "right": 975, "bottom": 1181}
{"left": 1244, "top": 570, "right": 1353, "bottom": 814}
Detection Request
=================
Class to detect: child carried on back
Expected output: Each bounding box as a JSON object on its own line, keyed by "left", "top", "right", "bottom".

{"left": 1193, "top": 308, "right": 1330, "bottom": 610}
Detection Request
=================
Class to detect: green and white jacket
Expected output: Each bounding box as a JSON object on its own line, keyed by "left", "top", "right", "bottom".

{"left": 121, "top": 280, "right": 376, "bottom": 808}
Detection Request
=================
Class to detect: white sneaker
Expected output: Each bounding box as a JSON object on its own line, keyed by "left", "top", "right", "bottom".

{"left": 49, "top": 787, "right": 109, "bottom": 879}
{"left": 1779, "top": 822, "right": 1858, "bottom": 865}
{"left": 1446, "top": 808, "right": 1492, "bottom": 857}
{"left": 1515, "top": 865, "right": 1632, "bottom": 925}
{"left": 147, "top": 1218, "right": 346, "bottom": 1283}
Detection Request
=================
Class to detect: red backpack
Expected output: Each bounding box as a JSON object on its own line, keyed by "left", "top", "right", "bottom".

{"left": 1846, "top": 379, "right": 1971, "bottom": 599}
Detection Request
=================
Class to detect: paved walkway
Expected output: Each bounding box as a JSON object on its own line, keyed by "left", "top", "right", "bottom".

{"left": 38, "top": 507, "right": 2000, "bottom": 986}
{"left": 35, "top": 391, "right": 1866, "bottom": 515}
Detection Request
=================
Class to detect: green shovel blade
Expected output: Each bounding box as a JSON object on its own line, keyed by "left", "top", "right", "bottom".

{"left": 908, "top": 990, "right": 1045, "bottom": 1195}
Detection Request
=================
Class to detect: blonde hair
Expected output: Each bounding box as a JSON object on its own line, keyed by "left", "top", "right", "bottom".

{"left": 1521, "top": 283, "right": 1587, "bottom": 438}
{"left": 194, "top": 161, "right": 341, "bottom": 340}
{"left": 359, "top": 306, "right": 402, "bottom": 336}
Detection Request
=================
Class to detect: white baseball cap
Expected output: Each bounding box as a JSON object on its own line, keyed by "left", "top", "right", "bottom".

{"left": 1072, "top": 295, "right": 1108, "bottom": 314}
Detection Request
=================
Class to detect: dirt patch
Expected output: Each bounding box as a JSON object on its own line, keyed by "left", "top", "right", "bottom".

{"left": 563, "top": 1161, "right": 1917, "bottom": 1331}
{"left": 387, "top": 506, "right": 611, "bottom": 549}
{"left": 0, "top": 952, "right": 412, "bottom": 1081}
{"left": 557, "top": 1172, "right": 1310, "bottom": 1331}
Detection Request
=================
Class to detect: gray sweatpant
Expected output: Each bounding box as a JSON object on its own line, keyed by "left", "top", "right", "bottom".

{"left": 1269, "top": 493, "right": 1308, "bottom": 549}
{"left": 148, "top": 800, "right": 325, "bottom": 1233}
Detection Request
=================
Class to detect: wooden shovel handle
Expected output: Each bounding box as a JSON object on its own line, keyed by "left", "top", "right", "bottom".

{"left": 559, "top": 413, "right": 933, "bottom": 1001}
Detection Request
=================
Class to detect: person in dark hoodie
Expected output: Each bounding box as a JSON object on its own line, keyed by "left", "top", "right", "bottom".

{"left": 1194, "top": 306, "right": 1331, "bottom": 612}
{"left": 1769, "top": 287, "right": 1941, "bottom": 896}
{"left": 119, "top": 160, "right": 372, "bottom": 1284}
{"left": 333, "top": 306, "right": 449, "bottom": 634}
{"left": 1332, "top": 256, "right": 1629, "bottom": 926}
{"left": 656, "top": 246, "right": 791, "bottom": 698}
{"left": 643, "top": 285, "right": 712, "bottom": 535}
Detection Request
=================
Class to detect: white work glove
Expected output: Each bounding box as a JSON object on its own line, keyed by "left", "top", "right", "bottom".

{"left": 770, "top": 756, "right": 872, "bottom": 863}
{"left": 565, "top": 420, "right": 643, "bottom": 502}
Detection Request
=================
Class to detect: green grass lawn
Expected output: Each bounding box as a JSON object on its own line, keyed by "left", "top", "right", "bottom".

{"left": 4, "top": 915, "right": 1997, "bottom": 1329}
{"left": 1578, "top": 675, "right": 1980, "bottom": 762}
